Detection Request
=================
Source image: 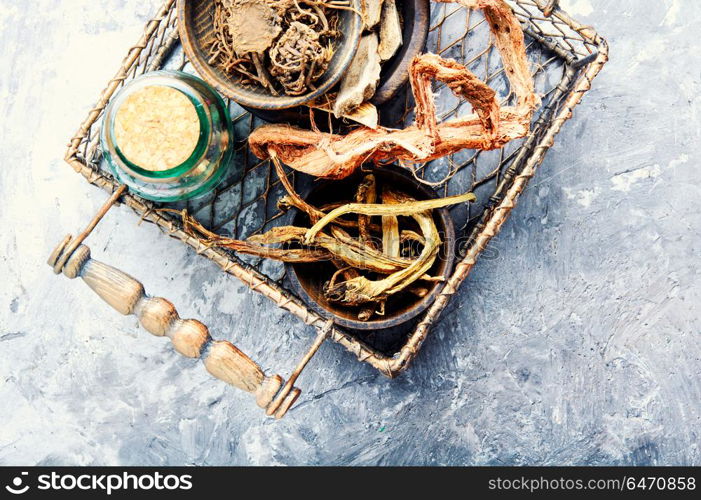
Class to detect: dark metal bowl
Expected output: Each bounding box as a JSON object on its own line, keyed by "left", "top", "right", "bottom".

{"left": 241, "top": 0, "right": 430, "bottom": 125}
{"left": 286, "top": 165, "right": 456, "bottom": 331}
{"left": 177, "top": 0, "right": 363, "bottom": 110}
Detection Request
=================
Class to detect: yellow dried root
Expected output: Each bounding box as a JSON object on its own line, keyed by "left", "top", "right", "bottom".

{"left": 156, "top": 208, "right": 331, "bottom": 262}
{"left": 324, "top": 190, "right": 442, "bottom": 305}
{"left": 401, "top": 229, "right": 425, "bottom": 246}
{"left": 303, "top": 191, "right": 476, "bottom": 243}
{"left": 248, "top": 225, "right": 436, "bottom": 278}
{"left": 161, "top": 177, "right": 475, "bottom": 311}
{"left": 356, "top": 174, "right": 377, "bottom": 246}
{"left": 381, "top": 188, "right": 401, "bottom": 258}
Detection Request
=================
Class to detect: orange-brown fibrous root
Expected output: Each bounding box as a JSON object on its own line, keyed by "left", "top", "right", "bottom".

{"left": 248, "top": 0, "right": 540, "bottom": 179}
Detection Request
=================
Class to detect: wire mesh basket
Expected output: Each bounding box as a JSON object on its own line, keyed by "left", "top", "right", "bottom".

{"left": 53, "top": 0, "right": 608, "bottom": 418}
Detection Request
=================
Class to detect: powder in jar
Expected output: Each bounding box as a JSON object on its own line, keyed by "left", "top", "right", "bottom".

{"left": 114, "top": 85, "right": 201, "bottom": 171}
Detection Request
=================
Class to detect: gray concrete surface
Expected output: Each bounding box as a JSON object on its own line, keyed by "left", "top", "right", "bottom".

{"left": 1, "top": 0, "right": 699, "bottom": 465}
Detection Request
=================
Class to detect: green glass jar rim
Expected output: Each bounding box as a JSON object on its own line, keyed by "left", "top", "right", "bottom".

{"left": 107, "top": 73, "right": 212, "bottom": 180}
{"left": 100, "top": 70, "right": 236, "bottom": 202}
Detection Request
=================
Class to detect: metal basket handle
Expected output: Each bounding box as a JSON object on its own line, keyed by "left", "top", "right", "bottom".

{"left": 47, "top": 186, "right": 329, "bottom": 419}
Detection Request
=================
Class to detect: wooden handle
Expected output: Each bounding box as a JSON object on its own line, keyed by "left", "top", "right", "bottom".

{"left": 48, "top": 235, "right": 300, "bottom": 418}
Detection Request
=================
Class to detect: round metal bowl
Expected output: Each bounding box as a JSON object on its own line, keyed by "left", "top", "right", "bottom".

{"left": 286, "top": 165, "right": 456, "bottom": 331}
{"left": 177, "top": 0, "right": 363, "bottom": 110}
{"left": 241, "top": 0, "right": 430, "bottom": 125}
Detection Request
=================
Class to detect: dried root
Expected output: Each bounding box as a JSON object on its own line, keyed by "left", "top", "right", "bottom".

{"left": 161, "top": 172, "right": 475, "bottom": 317}
{"left": 206, "top": 0, "right": 348, "bottom": 96}
{"left": 381, "top": 189, "right": 400, "bottom": 259}
{"left": 354, "top": 176, "right": 378, "bottom": 319}
{"left": 356, "top": 174, "right": 377, "bottom": 246}
{"left": 324, "top": 190, "right": 441, "bottom": 305}
{"left": 303, "top": 191, "right": 476, "bottom": 243}
{"left": 248, "top": 0, "right": 540, "bottom": 178}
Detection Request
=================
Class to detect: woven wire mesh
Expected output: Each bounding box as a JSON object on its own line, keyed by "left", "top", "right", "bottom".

{"left": 70, "top": 0, "right": 599, "bottom": 357}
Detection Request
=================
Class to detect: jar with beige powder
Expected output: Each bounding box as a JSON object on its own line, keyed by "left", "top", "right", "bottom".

{"left": 101, "top": 71, "right": 233, "bottom": 201}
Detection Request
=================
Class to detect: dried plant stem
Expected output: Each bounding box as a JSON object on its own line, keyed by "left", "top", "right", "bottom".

{"left": 272, "top": 153, "right": 324, "bottom": 223}
{"left": 401, "top": 230, "right": 425, "bottom": 246}
{"left": 248, "top": 225, "right": 436, "bottom": 278}
{"left": 356, "top": 174, "right": 377, "bottom": 246}
{"left": 205, "top": 0, "right": 349, "bottom": 96}
{"left": 324, "top": 190, "right": 442, "bottom": 305}
{"left": 381, "top": 188, "right": 400, "bottom": 258}
{"left": 354, "top": 173, "right": 378, "bottom": 320}
{"left": 158, "top": 170, "right": 470, "bottom": 311}
{"left": 155, "top": 209, "right": 331, "bottom": 262}
{"left": 304, "top": 191, "right": 476, "bottom": 243}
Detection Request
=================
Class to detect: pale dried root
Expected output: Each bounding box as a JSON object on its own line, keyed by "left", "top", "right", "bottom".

{"left": 205, "top": 0, "right": 350, "bottom": 96}
{"left": 355, "top": 174, "right": 379, "bottom": 320}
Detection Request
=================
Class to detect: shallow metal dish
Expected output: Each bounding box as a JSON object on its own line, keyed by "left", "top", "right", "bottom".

{"left": 241, "top": 0, "right": 430, "bottom": 125}
{"left": 177, "top": 0, "right": 363, "bottom": 109}
{"left": 287, "top": 165, "right": 456, "bottom": 331}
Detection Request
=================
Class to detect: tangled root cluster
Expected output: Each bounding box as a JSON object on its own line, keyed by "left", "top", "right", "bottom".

{"left": 206, "top": 0, "right": 343, "bottom": 96}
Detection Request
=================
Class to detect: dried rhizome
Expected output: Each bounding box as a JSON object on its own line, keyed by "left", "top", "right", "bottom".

{"left": 248, "top": 0, "right": 539, "bottom": 178}
{"left": 205, "top": 0, "right": 350, "bottom": 96}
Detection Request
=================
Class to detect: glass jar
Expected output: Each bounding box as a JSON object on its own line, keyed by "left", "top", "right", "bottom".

{"left": 101, "top": 70, "right": 233, "bottom": 202}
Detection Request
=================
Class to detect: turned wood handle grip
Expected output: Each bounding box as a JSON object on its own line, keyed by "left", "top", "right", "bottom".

{"left": 48, "top": 237, "right": 300, "bottom": 418}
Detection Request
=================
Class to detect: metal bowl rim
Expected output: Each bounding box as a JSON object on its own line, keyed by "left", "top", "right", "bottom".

{"left": 176, "top": 0, "right": 364, "bottom": 110}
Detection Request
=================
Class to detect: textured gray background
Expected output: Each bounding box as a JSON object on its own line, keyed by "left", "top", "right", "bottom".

{"left": 1, "top": 0, "right": 699, "bottom": 466}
